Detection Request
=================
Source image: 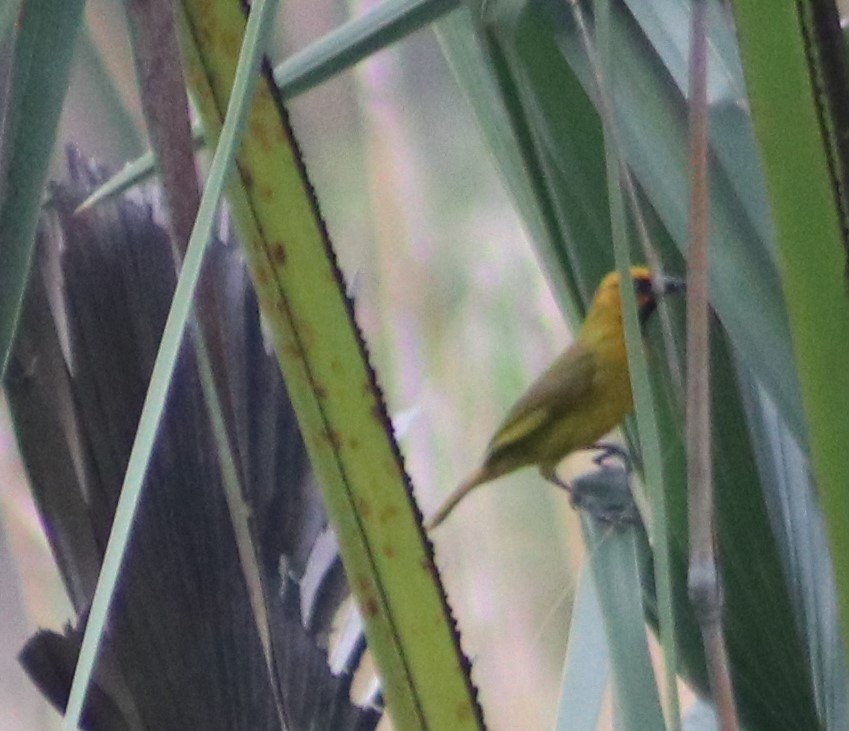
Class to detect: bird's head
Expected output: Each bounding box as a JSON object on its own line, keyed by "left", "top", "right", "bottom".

{"left": 592, "top": 266, "right": 685, "bottom": 328}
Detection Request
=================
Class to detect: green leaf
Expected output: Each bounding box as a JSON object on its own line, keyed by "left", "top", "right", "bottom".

{"left": 731, "top": 0, "right": 849, "bottom": 721}
{"left": 738, "top": 363, "right": 848, "bottom": 726}
{"left": 0, "top": 0, "right": 22, "bottom": 46}
{"left": 597, "top": 0, "right": 680, "bottom": 723}
{"left": 0, "top": 0, "right": 85, "bottom": 378}
{"left": 75, "top": 127, "right": 203, "bottom": 215}
{"left": 556, "top": 565, "right": 610, "bottom": 731}
{"left": 274, "top": 0, "right": 460, "bottom": 97}
{"left": 179, "top": 0, "right": 483, "bottom": 726}
{"left": 580, "top": 500, "right": 665, "bottom": 731}
{"left": 434, "top": 4, "right": 586, "bottom": 321}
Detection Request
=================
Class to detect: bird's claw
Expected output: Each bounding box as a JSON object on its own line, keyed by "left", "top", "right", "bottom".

{"left": 543, "top": 456, "right": 639, "bottom": 527}
{"left": 541, "top": 469, "right": 573, "bottom": 495}
{"left": 589, "top": 442, "right": 632, "bottom": 471}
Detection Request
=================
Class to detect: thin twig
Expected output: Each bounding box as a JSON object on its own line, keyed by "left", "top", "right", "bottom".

{"left": 685, "top": 2, "right": 738, "bottom": 729}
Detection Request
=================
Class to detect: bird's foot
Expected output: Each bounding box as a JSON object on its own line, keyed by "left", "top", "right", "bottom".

{"left": 588, "top": 441, "right": 632, "bottom": 472}
{"left": 541, "top": 468, "right": 574, "bottom": 495}
{"left": 571, "top": 466, "right": 639, "bottom": 527}
{"left": 544, "top": 461, "right": 639, "bottom": 527}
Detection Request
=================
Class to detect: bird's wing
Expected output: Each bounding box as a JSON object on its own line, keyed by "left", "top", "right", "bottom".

{"left": 487, "top": 344, "right": 598, "bottom": 454}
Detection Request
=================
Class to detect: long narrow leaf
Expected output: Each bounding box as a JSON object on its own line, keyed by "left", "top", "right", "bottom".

{"left": 738, "top": 363, "right": 848, "bottom": 726}
{"left": 556, "top": 565, "right": 610, "bottom": 730}
{"left": 582, "top": 507, "right": 665, "bottom": 731}
{"left": 178, "top": 0, "right": 483, "bottom": 727}
{"left": 274, "top": 0, "right": 459, "bottom": 97}
{"left": 595, "top": 0, "right": 680, "bottom": 724}
{"left": 0, "top": 0, "right": 85, "bottom": 377}
{"left": 74, "top": 128, "right": 203, "bottom": 214}
{"left": 731, "top": 0, "right": 849, "bottom": 701}
{"left": 0, "top": 0, "right": 21, "bottom": 47}
{"left": 435, "top": 5, "right": 586, "bottom": 318}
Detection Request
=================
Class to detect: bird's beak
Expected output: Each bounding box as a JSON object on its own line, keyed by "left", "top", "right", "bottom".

{"left": 660, "top": 276, "right": 686, "bottom": 296}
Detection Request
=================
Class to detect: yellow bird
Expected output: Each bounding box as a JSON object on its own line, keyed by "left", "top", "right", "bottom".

{"left": 425, "top": 266, "right": 683, "bottom": 530}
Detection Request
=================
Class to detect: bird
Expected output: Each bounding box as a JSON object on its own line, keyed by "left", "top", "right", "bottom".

{"left": 425, "top": 266, "right": 684, "bottom": 530}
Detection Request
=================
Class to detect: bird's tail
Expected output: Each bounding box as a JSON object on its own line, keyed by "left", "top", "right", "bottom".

{"left": 424, "top": 466, "right": 491, "bottom": 531}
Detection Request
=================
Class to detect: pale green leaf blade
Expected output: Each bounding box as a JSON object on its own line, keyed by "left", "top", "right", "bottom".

{"left": 0, "top": 0, "right": 85, "bottom": 378}
{"left": 582, "top": 510, "right": 665, "bottom": 731}
{"left": 74, "top": 127, "right": 203, "bottom": 214}
{"left": 274, "top": 0, "right": 459, "bottom": 97}
{"left": 556, "top": 565, "right": 609, "bottom": 731}
{"left": 732, "top": 2, "right": 849, "bottom": 723}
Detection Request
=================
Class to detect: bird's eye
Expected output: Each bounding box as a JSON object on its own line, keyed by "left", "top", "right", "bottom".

{"left": 634, "top": 277, "right": 654, "bottom": 296}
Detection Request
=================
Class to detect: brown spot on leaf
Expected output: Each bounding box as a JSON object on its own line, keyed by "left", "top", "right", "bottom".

{"left": 219, "top": 27, "right": 242, "bottom": 59}
{"left": 353, "top": 574, "right": 370, "bottom": 593}
{"left": 270, "top": 241, "right": 286, "bottom": 265}
{"left": 249, "top": 115, "right": 273, "bottom": 152}
{"left": 383, "top": 544, "right": 397, "bottom": 559}
{"left": 283, "top": 342, "right": 304, "bottom": 362}
{"left": 379, "top": 504, "right": 400, "bottom": 524}
{"left": 292, "top": 317, "right": 316, "bottom": 350}
{"left": 361, "top": 596, "right": 379, "bottom": 618}
{"left": 456, "top": 702, "right": 474, "bottom": 721}
{"left": 322, "top": 429, "right": 341, "bottom": 449}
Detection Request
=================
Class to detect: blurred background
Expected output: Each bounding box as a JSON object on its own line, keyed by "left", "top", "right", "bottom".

{"left": 0, "top": 0, "right": 585, "bottom": 728}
